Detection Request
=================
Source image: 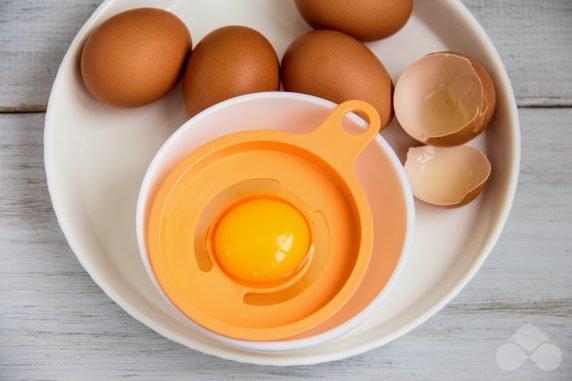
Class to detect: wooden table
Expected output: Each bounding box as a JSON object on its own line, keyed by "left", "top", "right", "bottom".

{"left": 1, "top": 1, "right": 571, "bottom": 379}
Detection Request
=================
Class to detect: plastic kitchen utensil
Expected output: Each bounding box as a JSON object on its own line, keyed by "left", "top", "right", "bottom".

{"left": 146, "top": 100, "right": 378, "bottom": 341}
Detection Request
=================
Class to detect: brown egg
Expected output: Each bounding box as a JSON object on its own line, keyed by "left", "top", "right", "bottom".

{"left": 404, "top": 145, "right": 491, "bottom": 208}
{"left": 294, "top": 0, "right": 412, "bottom": 41}
{"left": 183, "top": 26, "right": 280, "bottom": 117}
{"left": 394, "top": 52, "right": 496, "bottom": 146}
{"left": 80, "top": 8, "right": 191, "bottom": 108}
{"left": 281, "top": 30, "right": 393, "bottom": 128}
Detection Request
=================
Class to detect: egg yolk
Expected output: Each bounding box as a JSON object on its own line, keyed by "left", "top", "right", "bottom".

{"left": 213, "top": 197, "right": 311, "bottom": 284}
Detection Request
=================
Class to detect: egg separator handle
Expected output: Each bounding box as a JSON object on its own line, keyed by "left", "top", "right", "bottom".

{"left": 306, "top": 100, "right": 381, "bottom": 168}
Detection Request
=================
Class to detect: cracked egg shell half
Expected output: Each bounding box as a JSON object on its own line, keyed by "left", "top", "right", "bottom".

{"left": 394, "top": 52, "right": 496, "bottom": 147}
{"left": 404, "top": 145, "right": 491, "bottom": 208}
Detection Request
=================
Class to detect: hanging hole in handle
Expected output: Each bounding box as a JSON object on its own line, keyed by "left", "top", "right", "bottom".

{"left": 315, "top": 100, "right": 381, "bottom": 140}
{"left": 335, "top": 100, "right": 380, "bottom": 136}
{"left": 308, "top": 100, "right": 381, "bottom": 160}
{"left": 341, "top": 109, "right": 374, "bottom": 135}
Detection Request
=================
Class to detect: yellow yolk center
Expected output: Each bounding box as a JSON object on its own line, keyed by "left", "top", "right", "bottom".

{"left": 213, "top": 197, "right": 311, "bottom": 284}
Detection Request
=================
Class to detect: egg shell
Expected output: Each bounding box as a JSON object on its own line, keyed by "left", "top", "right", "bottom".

{"left": 404, "top": 145, "right": 491, "bottom": 208}
{"left": 80, "top": 8, "right": 191, "bottom": 108}
{"left": 182, "top": 26, "right": 280, "bottom": 117}
{"left": 281, "top": 30, "right": 393, "bottom": 129}
{"left": 426, "top": 53, "right": 496, "bottom": 147}
{"left": 294, "top": 0, "right": 412, "bottom": 41}
{"left": 394, "top": 52, "right": 497, "bottom": 147}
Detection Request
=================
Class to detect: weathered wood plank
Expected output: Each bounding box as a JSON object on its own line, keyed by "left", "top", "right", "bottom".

{"left": 0, "top": 0, "right": 571, "bottom": 111}
{"left": 463, "top": 0, "right": 572, "bottom": 107}
{"left": 0, "top": 109, "right": 570, "bottom": 379}
{"left": 0, "top": 0, "right": 101, "bottom": 111}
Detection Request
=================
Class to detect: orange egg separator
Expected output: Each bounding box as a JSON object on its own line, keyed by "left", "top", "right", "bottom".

{"left": 147, "top": 100, "right": 380, "bottom": 341}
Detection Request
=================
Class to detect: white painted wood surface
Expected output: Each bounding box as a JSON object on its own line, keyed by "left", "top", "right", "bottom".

{"left": 0, "top": 0, "right": 571, "bottom": 380}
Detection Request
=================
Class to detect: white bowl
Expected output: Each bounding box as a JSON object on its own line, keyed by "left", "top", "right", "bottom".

{"left": 45, "top": 0, "right": 519, "bottom": 365}
{"left": 135, "top": 92, "right": 414, "bottom": 352}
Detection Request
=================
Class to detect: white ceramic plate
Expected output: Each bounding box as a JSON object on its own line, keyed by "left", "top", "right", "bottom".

{"left": 44, "top": 0, "right": 520, "bottom": 365}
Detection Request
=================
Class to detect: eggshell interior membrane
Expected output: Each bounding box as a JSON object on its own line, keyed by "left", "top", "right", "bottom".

{"left": 404, "top": 145, "right": 491, "bottom": 207}
{"left": 394, "top": 52, "right": 495, "bottom": 146}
